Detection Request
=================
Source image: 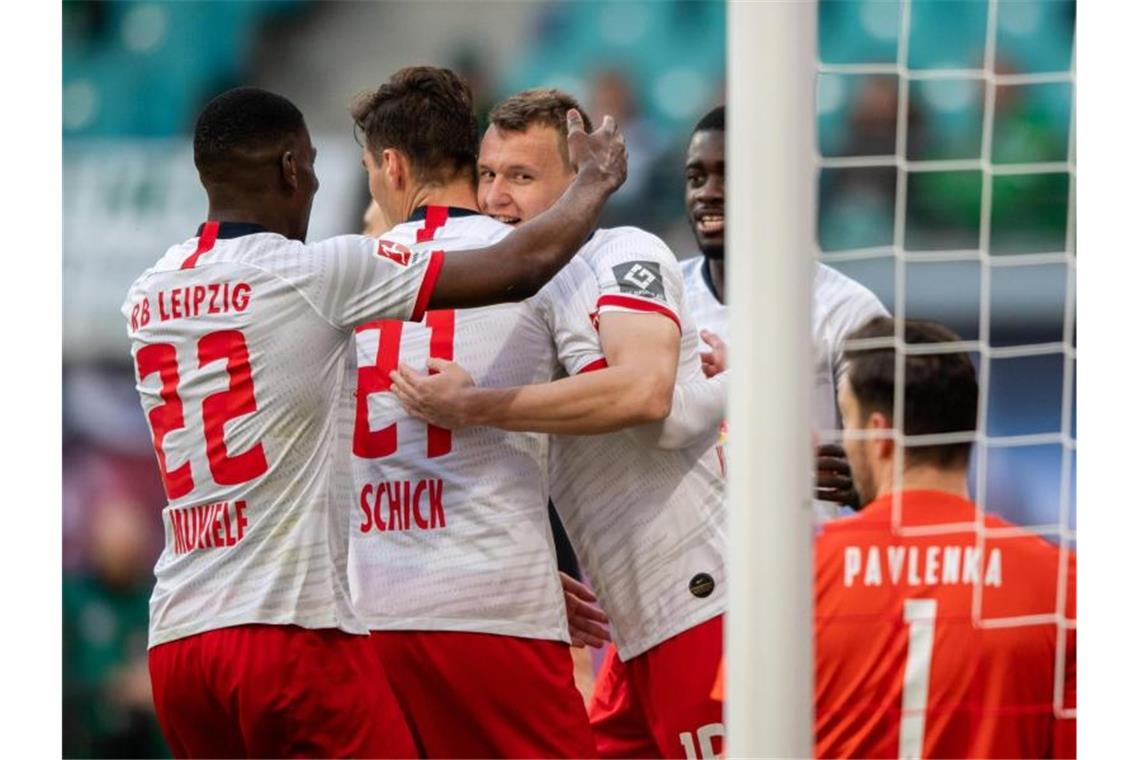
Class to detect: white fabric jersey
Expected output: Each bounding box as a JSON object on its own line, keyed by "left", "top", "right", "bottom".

{"left": 547, "top": 228, "right": 727, "bottom": 661}
{"left": 679, "top": 255, "right": 888, "bottom": 433}
{"left": 347, "top": 207, "right": 587, "bottom": 642}
{"left": 122, "top": 222, "right": 441, "bottom": 648}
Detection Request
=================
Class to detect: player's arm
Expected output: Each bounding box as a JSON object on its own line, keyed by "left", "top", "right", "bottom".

{"left": 426, "top": 111, "right": 626, "bottom": 310}
{"left": 646, "top": 329, "right": 728, "bottom": 449}
{"left": 650, "top": 370, "right": 728, "bottom": 450}
{"left": 391, "top": 310, "right": 679, "bottom": 434}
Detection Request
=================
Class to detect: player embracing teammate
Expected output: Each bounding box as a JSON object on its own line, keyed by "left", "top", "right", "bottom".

{"left": 391, "top": 89, "right": 727, "bottom": 758}
{"left": 122, "top": 82, "right": 627, "bottom": 757}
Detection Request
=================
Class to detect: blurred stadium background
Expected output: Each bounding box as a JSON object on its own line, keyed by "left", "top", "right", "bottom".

{"left": 61, "top": 1, "right": 1074, "bottom": 756}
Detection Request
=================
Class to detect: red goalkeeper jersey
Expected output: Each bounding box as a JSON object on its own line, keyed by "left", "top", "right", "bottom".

{"left": 815, "top": 490, "right": 1076, "bottom": 759}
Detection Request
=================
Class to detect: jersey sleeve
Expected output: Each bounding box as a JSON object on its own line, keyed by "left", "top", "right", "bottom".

{"left": 589, "top": 229, "right": 684, "bottom": 333}
{"left": 262, "top": 234, "right": 444, "bottom": 330}
{"left": 824, "top": 275, "right": 890, "bottom": 384}
{"left": 533, "top": 257, "right": 608, "bottom": 376}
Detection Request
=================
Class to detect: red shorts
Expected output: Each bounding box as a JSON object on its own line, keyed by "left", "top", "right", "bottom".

{"left": 148, "top": 624, "right": 416, "bottom": 758}
{"left": 371, "top": 630, "right": 597, "bottom": 758}
{"left": 589, "top": 614, "right": 725, "bottom": 759}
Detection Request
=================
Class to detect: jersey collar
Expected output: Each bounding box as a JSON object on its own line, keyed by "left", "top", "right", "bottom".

{"left": 700, "top": 256, "right": 723, "bottom": 302}
{"left": 405, "top": 205, "right": 481, "bottom": 223}
{"left": 196, "top": 222, "right": 269, "bottom": 239}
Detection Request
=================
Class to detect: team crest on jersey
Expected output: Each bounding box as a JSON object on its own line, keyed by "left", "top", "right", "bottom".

{"left": 375, "top": 239, "right": 413, "bottom": 266}
{"left": 613, "top": 261, "right": 666, "bottom": 301}
{"left": 689, "top": 572, "right": 715, "bottom": 598}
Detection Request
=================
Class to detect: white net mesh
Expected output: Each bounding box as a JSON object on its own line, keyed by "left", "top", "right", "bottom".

{"left": 815, "top": 0, "right": 1075, "bottom": 721}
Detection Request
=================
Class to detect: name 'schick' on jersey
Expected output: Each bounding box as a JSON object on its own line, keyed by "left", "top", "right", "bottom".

{"left": 128, "top": 280, "right": 253, "bottom": 332}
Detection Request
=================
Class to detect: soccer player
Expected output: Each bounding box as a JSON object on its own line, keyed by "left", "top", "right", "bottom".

{"left": 345, "top": 71, "right": 603, "bottom": 758}
{"left": 122, "top": 85, "right": 626, "bottom": 758}
{"left": 814, "top": 317, "right": 1076, "bottom": 758}
{"left": 391, "top": 89, "right": 727, "bottom": 759}
{"left": 681, "top": 105, "right": 889, "bottom": 511}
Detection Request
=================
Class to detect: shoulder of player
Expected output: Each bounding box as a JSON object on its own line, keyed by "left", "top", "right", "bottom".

{"left": 814, "top": 262, "right": 889, "bottom": 339}
{"left": 585, "top": 226, "right": 679, "bottom": 267}
{"left": 815, "top": 263, "right": 886, "bottom": 314}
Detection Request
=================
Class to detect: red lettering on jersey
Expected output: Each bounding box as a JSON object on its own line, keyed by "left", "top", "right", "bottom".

{"left": 375, "top": 239, "right": 413, "bottom": 267}
{"left": 359, "top": 480, "right": 446, "bottom": 533}
{"left": 360, "top": 483, "right": 375, "bottom": 532}
{"left": 169, "top": 500, "right": 248, "bottom": 554}
{"left": 130, "top": 303, "right": 140, "bottom": 332}
{"left": 233, "top": 282, "right": 251, "bottom": 311}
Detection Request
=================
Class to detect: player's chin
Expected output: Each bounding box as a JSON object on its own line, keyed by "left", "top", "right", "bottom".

{"left": 698, "top": 238, "right": 725, "bottom": 259}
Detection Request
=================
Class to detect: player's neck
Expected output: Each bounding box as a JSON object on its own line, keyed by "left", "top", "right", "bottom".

{"left": 881, "top": 463, "right": 971, "bottom": 501}
{"left": 407, "top": 179, "right": 480, "bottom": 218}
{"left": 205, "top": 203, "right": 296, "bottom": 240}
{"left": 706, "top": 258, "right": 726, "bottom": 303}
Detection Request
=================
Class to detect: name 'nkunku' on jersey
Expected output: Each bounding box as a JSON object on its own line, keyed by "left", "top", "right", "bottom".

{"left": 549, "top": 228, "right": 727, "bottom": 660}
{"left": 346, "top": 206, "right": 599, "bottom": 642}
{"left": 122, "top": 222, "right": 442, "bottom": 647}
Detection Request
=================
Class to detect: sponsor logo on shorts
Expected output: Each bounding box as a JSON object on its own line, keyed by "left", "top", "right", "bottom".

{"left": 689, "top": 572, "right": 715, "bottom": 598}
{"left": 613, "top": 261, "right": 666, "bottom": 301}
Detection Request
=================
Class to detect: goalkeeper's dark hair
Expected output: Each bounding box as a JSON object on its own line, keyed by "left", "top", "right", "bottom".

{"left": 842, "top": 317, "right": 977, "bottom": 470}
{"left": 694, "top": 105, "right": 725, "bottom": 134}
{"left": 193, "top": 87, "right": 306, "bottom": 176}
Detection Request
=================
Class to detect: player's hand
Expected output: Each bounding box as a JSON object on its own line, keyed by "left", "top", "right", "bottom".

{"left": 390, "top": 358, "right": 476, "bottom": 429}
{"left": 561, "top": 572, "right": 611, "bottom": 648}
{"left": 700, "top": 330, "right": 728, "bottom": 377}
{"left": 816, "top": 442, "right": 861, "bottom": 509}
{"left": 566, "top": 109, "right": 628, "bottom": 196}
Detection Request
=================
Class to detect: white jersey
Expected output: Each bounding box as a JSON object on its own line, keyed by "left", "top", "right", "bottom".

{"left": 347, "top": 206, "right": 585, "bottom": 641}
{"left": 122, "top": 222, "right": 441, "bottom": 647}
{"left": 548, "top": 228, "right": 727, "bottom": 661}
{"left": 679, "top": 255, "right": 888, "bottom": 433}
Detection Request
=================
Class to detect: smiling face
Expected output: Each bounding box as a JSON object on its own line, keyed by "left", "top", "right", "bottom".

{"left": 685, "top": 128, "right": 725, "bottom": 259}
{"left": 477, "top": 123, "right": 576, "bottom": 225}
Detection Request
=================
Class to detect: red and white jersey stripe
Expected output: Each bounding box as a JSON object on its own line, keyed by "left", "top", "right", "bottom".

{"left": 346, "top": 207, "right": 596, "bottom": 641}
{"left": 121, "top": 223, "right": 440, "bottom": 647}
{"left": 546, "top": 227, "right": 727, "bottom": 660}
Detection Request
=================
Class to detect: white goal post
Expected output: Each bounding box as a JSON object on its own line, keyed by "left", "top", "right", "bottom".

{"left": 725, "top": 1, "right": 818, "bottom": 757}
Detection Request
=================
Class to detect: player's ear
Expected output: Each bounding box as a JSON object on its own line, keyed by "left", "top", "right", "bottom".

{"left": 280, "top": 150, "right": 300, "bottom": 192}
{"left": 867, "top": 411, "right": 893, "bottom": 461}
{"left": 381, "top": 148, "right": 405, "bottom": 191}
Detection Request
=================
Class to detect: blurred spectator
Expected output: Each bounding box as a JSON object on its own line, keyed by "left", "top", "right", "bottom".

{"left": 588, "top": 69, "right": 668, "bottom": 219}
{"left": 452, "top": 43, "right": 496, "bottom": 133}
{"left": 63, "top": 500, "right": 167, "bottom": 758}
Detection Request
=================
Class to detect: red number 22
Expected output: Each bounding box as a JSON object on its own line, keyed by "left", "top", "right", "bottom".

{"left": 135, "top": 329, "right": 268, "bottom": 499}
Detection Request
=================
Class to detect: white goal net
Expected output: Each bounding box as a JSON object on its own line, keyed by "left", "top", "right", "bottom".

{"left": 727, "top": 0, "right": 1075, "bottom": 755}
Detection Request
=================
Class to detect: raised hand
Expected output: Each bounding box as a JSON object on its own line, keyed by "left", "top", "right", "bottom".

{"left": 699, "top": 329, "right": 728, "bottom": 378}
{"left": 566, "top": 109, "right": 628, "bottom": 196}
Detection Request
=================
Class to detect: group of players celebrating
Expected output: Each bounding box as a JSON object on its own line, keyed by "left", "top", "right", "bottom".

{"left": 122, "top": 66, "right": 1075, "bottom": 759}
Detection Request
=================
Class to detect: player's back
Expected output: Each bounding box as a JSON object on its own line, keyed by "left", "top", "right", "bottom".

{"left": 815, "top": 490, "right": 1076, "bottom": 758}
{"left": 348, "top": 206, "right": 574, "bottom": 640}
{"left": 548, "top": 227, "right": 726, "bottom": 660}
{"left": 123, "top": 222, "right": 435, "bottom": 647}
